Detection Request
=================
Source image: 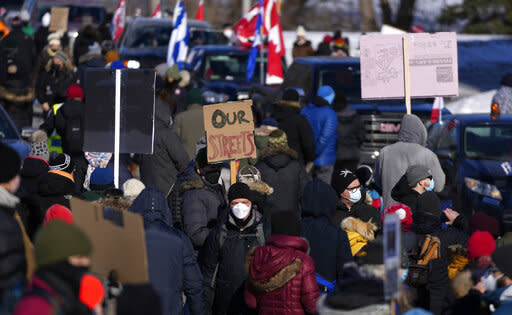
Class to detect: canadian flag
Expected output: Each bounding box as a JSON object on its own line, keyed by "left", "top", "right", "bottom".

{"left": 196, "top": 0, "right": 204, "bottom": 21}
{"left": 152, "top": 4, "right": 162, "bottom": 18}
{"left": 111, "top": 0, "right": 126, "bottom": 42}
{"left": 235, "top": 0, "right": 285, "bottom": 84}
{"left": 431, "top": 97, "right": 444, "bottom": 123}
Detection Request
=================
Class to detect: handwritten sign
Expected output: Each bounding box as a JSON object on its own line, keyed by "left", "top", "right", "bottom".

{"left": 49, "top": 7, "right": 69, "bottom": 32}
{"left": 361, "top": 32, "right": 458, "bottom": 99}
{"left": 203, "top": 100, "right": 256, "bottom": 163}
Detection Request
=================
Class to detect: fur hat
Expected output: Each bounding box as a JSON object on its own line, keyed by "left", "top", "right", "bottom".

{"left": 30, "top": 130, "right": 50, "bottom": 161}
{"left": 0, "top": 142, "right": 21, "bottom": 183}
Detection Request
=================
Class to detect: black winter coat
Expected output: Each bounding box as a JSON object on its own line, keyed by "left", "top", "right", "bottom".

{"left": 129, "top": 188, "right": 205, "bottom": 315}
{"left": 55, "top": 99, "right": 84, "bottom": 155}
{"left": 0, "top": 27, "right": 35, "bottom": 90}
{"left": 255, "top": 147, "right": 310, "bottom": 215}
{"left": 412, "top": 211, "right": 469, "bottom": 315}
{"left": 34, "top": 26, "right": 49, "bottom": 55}
{"left": 335, "top": 106, "right": 365, "bottom": 161}
{"left": 199, "top": 211, "right": 267, "bottom": 315}
{"left": 272, "top": 102, "right": 315, "bottom": 164}
{"left": 300, "top": 180, "right": 352, "bottom": 282}
{"left": 38, "top": 171, "right": 75, "bottom": 215}
{"left": 331, "top": 194, "right": 380, "bottom": 227}
{"left": 391, "top": 174, "right": 420, "bottom": 212}
{"left": 36, "top": 64, "right": 75, "bottom": 105}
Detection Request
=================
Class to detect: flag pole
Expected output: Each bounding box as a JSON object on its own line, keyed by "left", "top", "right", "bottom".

{"left": 259, "top": 34, "right": 264, "bottom": 85}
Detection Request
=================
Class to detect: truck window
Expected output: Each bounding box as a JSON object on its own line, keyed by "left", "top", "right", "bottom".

{"left": 319, "top": 65, "right": 361, "bottom": 101}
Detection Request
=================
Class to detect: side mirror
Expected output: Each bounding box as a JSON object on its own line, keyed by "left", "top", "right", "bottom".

{"left": 437, "top": 148, "right": 457, "bottom": 160}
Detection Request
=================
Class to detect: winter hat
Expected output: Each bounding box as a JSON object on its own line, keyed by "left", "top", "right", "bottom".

{"left": 0, "top": 142, "right": 21, "bottom": 183}
{"left": 49, "top": 153, "right": 74, "bottom": 173}
{"left": 268, "top": 129, "right": 288, "bottom": 149}
{"left": 122, "top": 178, "right": 146, "bottom": 201}
{"left": 282, "top": 88, "right": 300, "bottom": 102}
{"left": 384, "top": 203, "right": 413, "bottom": 232}
{"left": 44, "top": 204, "right": 74, "bottom": 226}
{"left": 34, "top": 220, "right": 92, "bottom": 268}
{"left": 166, "top": 64, "right": 181, "bottom": 81}
{"left": 296, "top": 25, "right": 306, "bottom": 37}
{"left": 467, "top": 230, "right": 496, "bottom": 260}
{"left": 79, "top": 274, "right": 105, "bottom": 310}
{"left": 469, "top": 211, "right": 500, "bottom": 239}
{"left": 104, "top": 50, "right": 119, "bottom": 64}
{"left": 54, "top": 50, "right": 69, "bottom": 63}
{"left": 405, "top": 165, "right": 432, "bottom": 187}
{"left": 271, "top": 211, "right": 301, "bottom": 236}
{"left": 42, "top": 12, "right": 51, "bottom": 27}
{"left": 187, "top": 88, "right": 203, "bottom": 105}
{"left": 90, "top": 167, "right": 114, "bottom": 191}
{"left": 66, "top": 84, "right": 84, "bottom": 100}
{"left": 416, "top": 191, "right": 442, "bottom": 217}
{"left": 355, "top": 164, "right": 373, "bottom": 187}
{"left": 20, "top": 10, "right": 30, "bottom": 22}
{"left": 317, "top": 85, "right": 335, "bottom": 104}
{"left": 30, "top": 130, "right": 50, "bottom": 161}
{"left": 110, "top": 60, "right": 125, "bottom": 69}
{"left": 228, "top": 182, "right": 253, "bottom": 203}
{"left": 323, "top": 35, "right": 333, "bottom": 43}
{"left": 116, "top": 284, "right": 162, "bottom": 315}
{"left": 261, "top": 117, "right": 278, "bottom": 127}
{"left": 87, "top": 42, "right": 102, "bottom": 55}
{"left": 332, "top": 169, "right": 358, "bottom": 195}
{"left": 47, "top": 32, "right": 61, "bottom": 47}
{"left": 493, "top": 244, "right": 512, "bottom": 278}
{"left": 333, "top": 38, "right": 346, "bottom": 49}
{"left": 155, "top": 63, "right": 170, "bottom": 79}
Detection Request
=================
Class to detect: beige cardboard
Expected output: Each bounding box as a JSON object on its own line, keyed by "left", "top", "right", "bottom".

{"left": 49, "top": 7, "right": 69, "bottom": 32}
{"left": 70, "top": 198, "right": 149, "bottom": 283}
{"left": 203, "top": 100, "right": 257, "bottom": 163}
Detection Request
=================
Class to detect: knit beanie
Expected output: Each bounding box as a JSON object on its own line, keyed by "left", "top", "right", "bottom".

{"left": 166, "top": 64, "right": 181, "bottom": 80}
{"left": 317, "top": 85, "right": 335, "bottom": 105}
{"left": 66, "top": 84, "right": 84, "bottom": 100}
{"left": 34, "top": 220, "right": 92, "bottom": 268}
{"left": 0, "top": 142, "right": 21, "bottom": 183}
{"left": 44, "top": 204, "right": 74, "bottom": 226}
{"left": 228, "top": 182, "right": 252, "bottom": 203}
{"left": 467, "top": 230, "right": 496, "bottom": 260}
{"left": 416, "top": 191, "right": 441, "bottom": 217}
{"left": 104, "top": 50, "right": 119, "bottom": 64}
{"left": 187, "top": 88, "right": 203, "bottom": 105}
{"left": 30, "top": 130, "right": 50, "bottom": 161}
{"left": 271, "top": 211, "right": 301, "bottom": 236}
{"left": 155, "top": 63, "right": 169, "bottom": 79}
{"left": 122, "top": 178, "right": 146, "bottom": 201}
{"left": 331, "top": 169, "right": 358, "bottom": 195}
{"left": 296, "top": 25, "right": 306, "bottom": 37}
{"left": 469, "top": 211, "right": 500, "bottom": 239}
{"left": 54, "top": 50, "right": 69, "bottom": 63}
{"left": 49, "top": 153, "right": 74, "bottom": 173}
{"left": 405, "top": 165, "right": 432, "bottom": 187}
{"left": 89, "top": 167, "right": 114, "bottom": 191}
{"left": 268, "top": 129, "right": 288, "bottom": 149}
{"left": 116, "top": 284, "right": 162, "bottom": 315}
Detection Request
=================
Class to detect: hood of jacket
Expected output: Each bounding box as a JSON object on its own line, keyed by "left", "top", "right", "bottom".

{"left": 97, "top": 197, "right": 132, "bottom": 212}
{"left": 261, "top": 147, "right": 298, "bottom": 170}
{"left": 391, "top": 174, "right": 419, "bottom": 201}
{"left": 301, "top": 180, "right": 337, "bottom": 219}
{"left": 60, "top": 99, "right": 83, "bottom": 119}
{"left": 21, "top": 156, "right": 49, "bottom": 178}
{"left": 397, "top": 114, "right": 427, "bottom": 145}
{"left": 129, "top": 188, "right": 171, "bottom": 226}
{"left": 246, "top": 234, "right": 307, "bottom": 292}
{"left": 311, "top": 95, "right": 330, "bottom": 108}
{"left": 245, "top": 181, "right": 274, "bottom": 196}
{"left": 39, "top": 171, "right": 75, "bottom": 196}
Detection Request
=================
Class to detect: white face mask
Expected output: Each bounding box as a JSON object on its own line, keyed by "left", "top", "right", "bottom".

{"left": 482, "top": 271, "right": 504, "bottom": 293}
{"left": 347, "top": 187, "right": 362, "bottom": 203}
{"left": 232, "top": 203, "right": 251, "bottom": 219}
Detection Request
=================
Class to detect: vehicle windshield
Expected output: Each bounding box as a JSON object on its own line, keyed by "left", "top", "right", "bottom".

{"left": 319, "top": 66, "right": 361, "bottom": 101}
{"left": 0, "top": 111, "right": 19, "bottom": 140}
{"left": 464, "top": 125, "right": 512, "bottom": 161}
{"left": 37, "top": 5, "right": 106, "bottom": 24}
{"left": 202, "top": 54, "right": 267, "bottom": 83}
{"left": 124, "top": 24, "right": 225, "bottom": 48}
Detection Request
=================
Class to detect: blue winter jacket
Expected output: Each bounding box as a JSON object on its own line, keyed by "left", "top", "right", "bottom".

{"left": 129, "top": 188, "right": 205, "bottom": 315}
{"left": 301, "top": 96, "right": 338, "bottom": 166}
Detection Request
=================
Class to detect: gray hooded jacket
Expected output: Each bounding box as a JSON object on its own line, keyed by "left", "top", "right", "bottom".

{"left": 376, "top": 114, "right": 445, "bottom": 207}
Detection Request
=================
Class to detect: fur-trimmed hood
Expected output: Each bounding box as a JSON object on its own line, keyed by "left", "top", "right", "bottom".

{"left": 341, "top": 217, "right": 378, "bottom": 242}
{"left": 452, "top": 270, "right": 473, "bottom": 299}
{"left": 96, "top": 197, "right": 132, "bottom": 212}
{"left": 180, "top": 178, "right": 205, "bottom": 192}
{"left": 274, "top": 100, "right": 301, "bottom": 109}
{"left": 260, "top": 146, "right": 298, "bottom": 161}
{"left": 245, "top": 181, "right": 274, "bottom": 196}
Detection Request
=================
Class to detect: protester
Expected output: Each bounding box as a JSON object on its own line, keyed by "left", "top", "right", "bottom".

{"left": 81, "top": 167, "right": 115, "bottom": 201}
{"left": 491, "top": 73, "right": 512, "bottom": 114}
{"left": 272, "top": 88, "right": 316, "bottom": 166}
{"left": 129, "top": 188, "right": 205, "bottom": 315}
{"left": 236, "top": 165, "right": 274, "bottom": 215}
{"left": 199, "top": 182, "right": 267, "bottom": 315}
{"left": 77, "top": 42, "right": 106, "bottom": 86}
{"left": 301, "top": 86, "right": 338, "bottom": 184}
{"left": 391, "top": 165, "right": 435, "bottom": 212}
{"left": 245, "top": 211, "right": 319, "bottom": 314}
{"left": 39, "top": 153, "right": 75, "bottom": 212}
{"left": 316, "top": 35, "right": 332, "bottom": 56}
{"left": 331, "top": 38, "right": 348, "bottom": 56}
{"left": 36, "top": 32, "right": 62, "bottom": 77}
{"left": 292, "top": 25, "right": 314, "bottom": 58}
{"left": 122, "top": 178, "right": 146, "bottom": 201}
{"left": 173, "top": 88, "right": 205, "bottom": 158}
{"left": 166, "top": 64, "right": 188, "bottom": 116}
{"left": 20, "top": 10, "right": 34, "bottom": 38}
{"left": 489, "top": 244, "right": 512, "bottom": 314}
{"left": 53, "top": 84, "right": 85, "bottom": 156}
{"left": 300, "top": 180, "right": 352, "bottom": 288}
{"left": 377, "top": 114, "right": 445, "bottom": 207}
{"left": 73, "top": 25, "right": 101, "bottom": 67}
{"left": 247, "top": 117, "right": 279, "bottom": 165}
{"left": 255, "top": 129, "right": 309, "bottom": 214}
{"left": 34, "top": 12, "right": 51, "bottom": 54}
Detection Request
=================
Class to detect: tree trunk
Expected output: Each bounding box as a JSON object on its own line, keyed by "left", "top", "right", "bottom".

{"left": 359, "top": 0, "right": 377, "bottom": 32}
{"left": 380, "top": 0, "right": 393, "bottom": 26}
{"left": 395, "top": 0, "right": 417, "bottom": 31}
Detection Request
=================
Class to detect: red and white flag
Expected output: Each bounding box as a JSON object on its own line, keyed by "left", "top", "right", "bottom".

{"left": 112, "top": 0, "right": 126, "bottom": 42}
{"left": 195, "top": 0, "right": 204, "bottom": 21}
{"left": 431, "top": 97, "right": 444, "bottom": 123}
{"left": 151, "top": 4, "right": 162, "bottom": 18}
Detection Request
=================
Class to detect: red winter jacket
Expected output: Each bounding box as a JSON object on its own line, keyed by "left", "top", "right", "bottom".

{"left": 245, "top": 234, "right": 320, "bottom": 315}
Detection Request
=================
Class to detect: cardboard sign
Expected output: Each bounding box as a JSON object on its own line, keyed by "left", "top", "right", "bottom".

{"left": 360, "top": 32, "right": 458, "bottom": 99}
{"left": 49, "top": 7, "right": 69, "bottom": 32}
{"left": 70, "top": 198, "right": 149, "bottom": 283}
{"left": 203, "top": 100, "right": 256, "bottom": 163}
{"left": 383, "top": 213, "right": 401, "bottom": 301}
{"left": 83, "top": 69, "right": 155, "bottom": 154}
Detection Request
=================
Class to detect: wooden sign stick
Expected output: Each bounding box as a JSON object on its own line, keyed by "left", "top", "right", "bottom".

{"left": 403, "top": 35, "right": 412, "bottom": 115}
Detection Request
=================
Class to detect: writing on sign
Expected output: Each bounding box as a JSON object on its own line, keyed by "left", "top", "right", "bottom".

{"left": 203, "top": 100, "right": 256, "bottom": 163}
{"left": 49, "top": 7, "right": 69, "bottom": 32}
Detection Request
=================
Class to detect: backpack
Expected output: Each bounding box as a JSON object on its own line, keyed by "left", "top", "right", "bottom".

{"left": 22, "top": 287, "right": 64, "bottom": 315}
{"left": 63, "top": 112, "right": 83, "bottom": 155}
{"left": 405, "top": 234, "right": 441, "bottom": 287}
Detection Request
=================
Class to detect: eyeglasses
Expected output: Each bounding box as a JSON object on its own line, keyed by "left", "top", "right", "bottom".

{"left": 347, "top": 186, "right": 360, "bottom": 193}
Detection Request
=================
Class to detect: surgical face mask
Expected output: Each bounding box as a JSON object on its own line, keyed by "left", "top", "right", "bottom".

{"left": 223, "top": 29, "right": 233, "bottom": 39}
{"left": 232, "top": 203, "right": 251, "bottom": 219}
{"left": 425, "top": 178, "right": 435, "bottom": 191}
{"left": 347, "top": 187, "right": 361, "bottom": 203}
{"left": 482, "top": 271, "right": 504, "bottom": 293}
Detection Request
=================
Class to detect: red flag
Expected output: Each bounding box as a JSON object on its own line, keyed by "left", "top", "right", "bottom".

{"left": 431, "top": 97, "right": 444, "bottom": 123}
{"left": 195, "top": 0, "right": 204, "bottom": 21}
{"left": 234, "top": 3, "right": 261, "bottom": 48}
{"left": 151, "top": 4, "right": 162, "bottom": 18}
{"left": 112, "top": 0, "right": 126, "bottom": 42}
{"left": 265, "top": 0, "right": 285, "bottom": 84}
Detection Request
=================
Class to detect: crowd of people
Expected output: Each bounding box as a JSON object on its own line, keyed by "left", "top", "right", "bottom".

{"left": 1, "top": 10, "right": 512, "bottom": 315}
